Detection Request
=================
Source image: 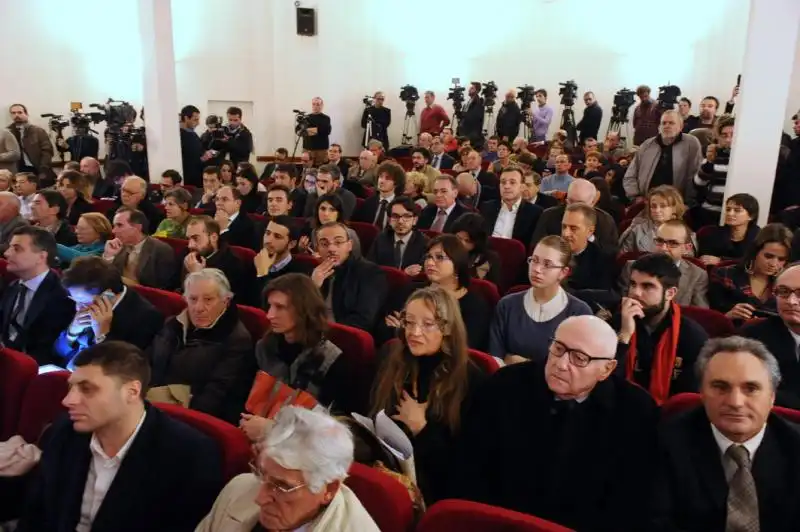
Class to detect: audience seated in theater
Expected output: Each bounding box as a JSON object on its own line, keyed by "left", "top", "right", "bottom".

{"left": 697, "top": 193, "right": 760, "bottom": 266}
{"left": 17, "top": 342, "right": 223, "bottom": 532}
{"left": 30, "top": 189, "right": 77, "bottom": 246}
{"left": 418, "top": 132, "right": 433, "bottom": 150}
{"left": 531, "top": 178, "right": 620, "bottom": 253}
{"left": 153, "top": 187, "right": 193, "bottom": 238}
{"left": 455, "top": 171, "right": 483, "bottom": 210}
{"left": 429, "top": 135, "right": 455, "bottom": 171}
{"left": 599, "top": 131, "right": 626, "bottom": 162}
{"left": 402, "top": 171, "right": 430, "bottom": 210}
{"left": 366, "top": 196, "right": 428, "bottom": 273}
{"left": 57, "top": 212, "right": 112, "bottom": 267}
{"left": 195, "top": 166, "right": 222, "bottom": 212}
{"left": 148, "top": 169, "right": 181, "bottom": 204}
{"left": 490, "top": 236, "right": 592, "bottom": 364}
{"left": 106, "top": 176, "right": 164, "bottom": 234}
{"left": 264, "top": 183, "right": 293, "bottom": 218}
{"left": 544, "top": 142, "right": 564, "bottom": 169}
{"left": 623, "top": 110, "right": 703, "bottom": 203}
{"left": 692, "top": 115, "right": 736, "bottom": 228}
{"left": 480, "top": 166, "right": 543, "bottom": 246}
{"left": 239, "top": 275, "right": 350, "bottom": 441}
{"left": 312, "top": 222, "right": 386, "bottom": 333}
{"left": 410, "top": 147, "right": 441, "bottom": 193}
{"left": 302, "top": 164, "right": 357, "bottom": 221}
{"left": 417, "top": 175, "right": 469, "bottom": 233}
{"left": 298, "top": 193, "right": 361, "bottom": 257}
{"left": 181, "top": 215, "right": 253, "bottom": 305}
{"left": 741, "top": 264, "right": 800, "bottom": 409}
{"left": 620, "top": 185, "right": 694, "bottom": 254}
{"left": 481, "top": 136, "right": 500, "bottom": 162}
{"left": 464, "top": 149, "right": 499, "bottom": 202}
{"left": 452, "top": 315, "right": 658, "bottom": 531}
{"left": 539, "top": 154, "right": 573, "bottom": 197}
{"left": 254, "top": 216, "right": 313, "bottom": 294}
{"left": 441, "top": 127, "right": 459, "bottom": 155}
{"left": 619, "top": 219, "right": 710, "bottom": 307}
{"left": 103, "top": 208, "right": 176, "bottom": 289}
{"left": 373, "top": 286, "right": 486, "bottom": 504}
{"left": 234, "top": 164, "right": 266, "bottom": 214}
{"left": 709, "top": 223, "right": 791, "bottom": 322}
{"left": 56, "top": 170, "right": 93, "bottom": 226}
{"left": 214, "top": 185, "right": 259, "bottom": 251}
{"left": 575, "top": 150, "right": 603, "bottom": 179}
{"left": 78, "top": 157, "right": 103, "bottom": 198}
{"left": 215, "top": 160, "right": 233, "bottom": 186}
{"left": 149, "top": 269, "right": 255, "bottom": 423}
{"left": 326, "top": 144, "right": 351, "bottom": 180}
{"left": 589, "top": 176, "right": 625, "bottom": 225}
{"left": 451, "top": 213, "right": 503, "bottom": 290}
{"left": 649, "top": 336, "right": 800, "bottom": 532}
{"left": 0, "top": 191, "right": 29, "bottom": 253}
{"left": 612, "top": 254, "right": 707, "bottom": 403}
{"left": 0, "top": 226, "right": 75, "bottom": 365}
{"left": 92, "top": 159, "right": 133, "bottom": 200}
{"left": 15, "top": 172, "right": 38, "bottom": 221}
{"left": 259, "top": 147, "right": 288, "bottom": 181}
{"left": 347, "top": 149, "right": 378, "bottom": 186}
{"left": 561, "top": 203, "right": 617, "bottom": 308}
{"left": 367, "top": 139, "right": 387, "bottom": 164}
{"left": 522, "top": 171, "right": 559, "bottom": 210}
{"left": 198, "top": 407, "right": 379, "bottom": 532}
{"left": 451, "top": 144, "right": 471, "bottom": 174}
{"left": 272, "top": 164, "right": 307, "bottom": 218}
{"left": 489, "top": 141, "right": 514, "bottom": 175}
{"left": 381, "top": 234, "right": 490, "bottom": 350}
{"left": 353, "top": 161, "right": 404, "bottom": 229}
{"left": 55, "top": 256, "right": 164, "bottom": 368}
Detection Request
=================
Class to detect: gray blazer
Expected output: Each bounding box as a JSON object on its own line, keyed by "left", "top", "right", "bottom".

{"left": 623, "top": 133, "right": 702, "bottom": 203}
{"left": 0, "top": 129, "right": 20, "bottom": 173}
{"left": 618, "top": 259, "right": 709, "bottom": 308}
{"left": 111, "top": 236, "right": 177, "bottom": 290}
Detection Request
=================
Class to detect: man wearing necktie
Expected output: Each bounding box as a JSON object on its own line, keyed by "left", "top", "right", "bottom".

{"left": 417, "top": 175, "right": 465, "bottom": 234}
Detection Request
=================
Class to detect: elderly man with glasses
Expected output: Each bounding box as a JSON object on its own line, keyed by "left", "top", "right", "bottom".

{"left": 451, "top": 314, "right": 659, "bottom": 532}
{"left": 105, "top": 176, "right": 163, "bottom": 234}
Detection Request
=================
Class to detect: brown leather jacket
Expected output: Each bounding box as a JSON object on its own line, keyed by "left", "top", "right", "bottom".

{"left": 6, "top": 123, "right": 53, "bottom": 172}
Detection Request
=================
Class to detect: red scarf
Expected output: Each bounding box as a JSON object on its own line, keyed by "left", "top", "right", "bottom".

{"left": 625, "top": 302, "right": 681, "bottom": 405}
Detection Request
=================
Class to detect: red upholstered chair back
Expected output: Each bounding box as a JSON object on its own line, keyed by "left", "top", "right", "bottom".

{"left": 0, "top": 258, "right": 17, "bottom": 284}
{"left": 0, "top": 348, "right": 38, "bottom": 440}
{"left": 17, "top": 371, "right": 71, "bottom": 444}
{"left": 248, "top": 213, "right": 267, "bottom": 225}
{"left": 379, "top": 266, "right": 411, "bottom": 295}
{"left": 420, "top": 229, "right": 440, "bottom": 239}
{"left": 663, "top": 393, "right": 800, "bottom": 424}
{"left": 133, "top": 285, "right": 187, "bottom": 317}
{"left": 624, "top": 201, "right": 646, "bottom": 220}
{"left": 155, "top": 236, "right": 189, "bottom": 258}
{"left": 237, "top": 304, "right": 269, "bottom": 340}
{"left": 616, "top": 251, "right": 645, "bottom": 271}
{"left": 680, "top": 306, "right": 734, "bottom": 338}
{"left": 91, "top": 198, "right": 117, "bottom": 215}
{"left": 344, "top": 462, "right": 415, "bottom": 532}
{"left": 230, "top": 245, "right": 257, "bottom": 264}
{"left": 348, "top": 221, "right": 380, "bottom": 253}
{"left": 293, "top": 253, "right": 321, "bottom": 270}
{"left": 470, "top": 278, "right": 500, "bottom": 310}
{"left": 154, "top": 402, "right": 251, "bottom": 482}
{"left": 507, "top": 284, "right": 529, "bottom": 295}
{"left": 189, "top": 208, "right": 207, "bottom": 215}
{"left": 468, "top": 349, "right": 499, "bottom": 374}
{"left": 355, "top": 197, "right": 365, "bottom": 212}
{"left": 696, "top": 225, "right": 716, "bottom": 240}
{"left": 619, "top": 218, "right": 634, "bottom": 234}
{"left": 327, "top": 322, "right": 376, "bottom": 413}
{"left": 418, "top": 499, "right": 574, "bottom": 532}
{"left": 489, "top": 236, "right": 527, "bottom": 292}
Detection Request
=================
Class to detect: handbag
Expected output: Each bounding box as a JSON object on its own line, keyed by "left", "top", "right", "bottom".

{"left": 146, "top": 384, "right": 192, "bottom": 407}
{"left": 245, "top": 371, "right": 318, "bottom": 418}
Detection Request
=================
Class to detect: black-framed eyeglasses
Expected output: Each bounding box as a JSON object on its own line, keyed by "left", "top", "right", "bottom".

{"left": 527, "top": 256, "right": 565, "bottom": 270}
{"left": 654, "top": 237, "right": 685, "bottom": 249}
{"left": 548, "top": 338, "right": 614, "bottom": 368}
{"left": 775, "top": 286, "right": 800, "bottom": 300}
{"left": 389, "top": 213, "right": 415, "bottom": 220}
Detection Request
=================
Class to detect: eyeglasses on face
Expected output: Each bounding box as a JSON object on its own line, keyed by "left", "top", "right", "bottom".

{"left": 249, "top": 461, "right": 306, "bottom": 496}
{"left": 400, "top": 312, "right": 445, "bottom": 333}
{"left": 527, "top": 256, "right": 565, "bottom": 269}
{"left": 653, "top": 237, "right": 684, "bottom": 249}
{"left": 389, "top": 213, "right": 414, "bottom": 220}
{"left": 318, "top": 238, "right": 348, "bottom": 248}
{"left": 548, "top": 338, "right": 614, "bottom": 368}
{"left": 775, "top": 286, "right": 800, "bottom": 300}
{"left": 424, "top": 253, "right": 450, "bottom": 263}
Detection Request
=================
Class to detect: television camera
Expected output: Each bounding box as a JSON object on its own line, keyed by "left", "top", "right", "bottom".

{"left": 558, "top": 80, "right": 579, "bottom": 107}
{"left": 517, "top": 85, "right": 536, "bottom": 111}
{"left": 611, "top": 88, "right": 636, "bottom": 123}
{"left": 481, "top": 81, "right": 498, "bottom": 110}
{"left": 657, "top": 84, "right": 682, "bottom": 110}
{"left": 447, "top": 81, "right": 466, "bottom": 120}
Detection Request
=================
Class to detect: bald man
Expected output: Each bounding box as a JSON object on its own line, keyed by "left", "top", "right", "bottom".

{"left": 530, "top": 178, "right": 620, "bottom": 253}
{"left": 347, "top": 150, "right": 378, "bottom": 185}
{"left": 452, "top": 315, "right": 658, "bottom": 531}
{"left": 623, "top": 110, "right": 702, "bottom": 203}
{"left": 0, "top": 191, "right": 28, "bottom": 252}
{"left": 106, "top": 176, "right": 163, "bottom": 234}
{"left": 741, "top": 264, "right": 800, "bottom": 408}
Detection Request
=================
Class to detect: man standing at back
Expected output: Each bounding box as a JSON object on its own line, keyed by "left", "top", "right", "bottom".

{"left": 7, "top": 104, "right": 54, "bottom": 183}
{"left": 179, "top": 105, "right": 204, "bottom": 188}
{"left": 17, "top": 341, "right": 223, "bottom": 532}
{"left": 420, "top": 91, "right": 450, "bottom": 136}
{"left": 301, "top": 97, "right": 332, "bottom": 166}
{"left": 220, "top": 106, "right": 253, "bottom": 166}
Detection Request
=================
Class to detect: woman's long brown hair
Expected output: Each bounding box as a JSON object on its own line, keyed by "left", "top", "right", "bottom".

{"left": 371, "top": 286, "right": 470, "bottom": 431}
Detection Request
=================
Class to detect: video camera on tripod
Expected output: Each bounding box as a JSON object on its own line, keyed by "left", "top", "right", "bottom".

{"left": 656, "top": 84, "right": 682, "bottom": 110}
{"left": 89, "top": 98, "right": 141, "bottom": 161}
{"left": 611, "top": 88, "right": 636, "bottom": 123}
{"left": 447, "top": 80, "right": 466, "bottom": 120}
{"left": 399, "top": 85, "right": 419, "bottom": 116}
{"left": 40, "top": 113, "right": 69, "bottom": 136}
{"left": 517, "top": 85, "right": 536, "bottom": 111}
{"left": 481, "top": 81, "right": 498, "bottom": 110}
{"left": 558, "top": 80, "right": 579, "bottom": 107}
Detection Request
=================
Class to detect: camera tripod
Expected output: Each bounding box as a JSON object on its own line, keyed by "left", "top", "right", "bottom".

{"left": 401, "top": 101, "right": 417, "bottom": 145}
{"left": 364, "top": 110, "right": 374, "bottom": 149}
{"left": 559, "top": 106, "right": 578, "bottom": 150}
{"left": 606, "top": 111, "right": 631, "bottom": 146}
{"left": 482, "top": 105, "right": 495, "bottom": 139}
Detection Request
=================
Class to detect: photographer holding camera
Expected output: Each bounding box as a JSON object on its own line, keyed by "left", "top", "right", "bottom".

{"left": 361, "top": 91, "right": 391, "bottom": 149}
{"left": 457, "top": 82, "right": 485, "bottom": 150}
{"left": 300, "top": 97, "right": 332, "bottom": 165}
{"left": 199, "top": 115, "right": 227, "bottom": 167}
{"left": 495, "top": 89, "right": 523, "bottom": 142}
{"left": 56, "top": 120, "right": 100, "bottom": 162}
{"left": 219, "top": 106, "right": 253, "bottom": 166}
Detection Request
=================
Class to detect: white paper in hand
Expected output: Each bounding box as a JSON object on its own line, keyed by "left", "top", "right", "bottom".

{"left": 375, "top": 410, "right": 414, "bottom": 460}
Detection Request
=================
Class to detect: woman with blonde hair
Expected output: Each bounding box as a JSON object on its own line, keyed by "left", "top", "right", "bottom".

{"left": 619, "top": 185, "right": 696, "bottom": 254}
{"left": 403, "top": 171, "right": 429, "bottom": 209}
{"left": 56, "top": 170, "right": 93, "bottom": 225}
{"left": 56, "top": 212, "right": 113, "bottom": 266}
{"left": 371, "top": 285, "right": 486, "bottom": 504}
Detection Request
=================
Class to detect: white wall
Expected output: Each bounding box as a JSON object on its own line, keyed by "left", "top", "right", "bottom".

{"left": 1, "top": 0, "right": 798, "bottom": 159}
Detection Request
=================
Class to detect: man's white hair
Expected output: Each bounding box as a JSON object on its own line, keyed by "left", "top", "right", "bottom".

{"left": 124, "top": 175, "right": 147, "bottom": 194}
{"left": 183, "top": 268, "right": 232, "bottom": 300}
{"left": 567, "top": 178, "right": 597, "bottom": 205}
{"left": 0, "top": 190, "right": 20, "bottom": 212}
{"left": 263, "top": 406, "right": 354, "bottom": 494}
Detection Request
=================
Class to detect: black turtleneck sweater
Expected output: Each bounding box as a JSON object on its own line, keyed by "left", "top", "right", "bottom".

{"left": 649, "top": 134, "right": 681, "bottom": 190}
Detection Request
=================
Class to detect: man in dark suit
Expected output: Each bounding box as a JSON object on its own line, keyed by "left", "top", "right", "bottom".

{"left": 17, "top": 341, "right": 223, "bottom": 532}
{"left": 417, "top": 175, "right": 469, "bottom": 233}
{"left": 352, "top": 161, "right": 405, "bottom": 229}
{"left": 106, "top": 176, "right": 164, "bottom": 235}
{"left": 302, "top": 164, "right": 357, "bottom": 221}
{"left": 430, "top": 136, "right": 455, "bottom": 170}
{"left": 650, "top": 336, "right": 800, "bottom": 532}
{"left": 312, "top": 222, "right": 387, "bottom": 333}
{"left": 54, "top": 256, "right": 163, "bottom": 368}
{"left": 254, "top": 216, "right": 314, "bottom": 295}
{"left": 326, "top": 143, "right": 351, "bottom": 178}
{"left": 451, "top": 315, "right": 659, "bottom": 531}
{"left": 367, "top": 197, "right": 428, "bottom": 273}
{"left": 179, "top": 105, "right": 204, "bottom": 188}
{"left": 457, "top": 82, "right": 486, "bottom": 150}
{"left": 465, "top": 149, "right": 499, "bottom": 202}
{"left": 480, "top": 166, "right": 542, "bottom": 246}
{"left": 103, "top": 208, "right": 177, "bottom": 290}
{"left": 530, "top": 178, "right": 620, "bottom": 253}
{"left": 30, "top": 189, "right": 77, "bottom": 246}
{"left": 522, "top": 171, "right": 559, "bottom": 210}
{"left": 741, "top": 264, "right": 800, "bottom": 409}
{"left": 259, "top": 147, "right": 289, "bottom": 181}
{"left": 272, "top": 164, "right": 307, "bottom": 218}
{"left": 0, "top": 226, "right": 75, "bottom": 365}
{"left": 214, "top": 185, "right": 259, "bottom": 250}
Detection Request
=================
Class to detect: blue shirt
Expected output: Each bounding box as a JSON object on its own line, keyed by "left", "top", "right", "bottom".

{"left": 539, "top": 173, "right": 573, "bottom": 194}
{"left": 531, "top": 105, "right": 554, "bottom": 140}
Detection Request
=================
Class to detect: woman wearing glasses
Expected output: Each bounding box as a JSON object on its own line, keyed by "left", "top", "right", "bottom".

{"left": 618, "top": 185, "right": 695, "bottom": 254}
{"left": 372, "top": 286, "right": 486, "bottom": 504}
{"left": 489, "top": 235, "right": 592, "bottom": 365}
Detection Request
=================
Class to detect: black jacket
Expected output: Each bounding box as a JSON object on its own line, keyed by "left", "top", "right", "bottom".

{"left": 361, "top": 106, "right": 391, "bottom": 148}
{"left": 301, "top": 113, "right": 332, "bottom": 151}
{"left": 180, "top": 128, "right": 204, "bottom": 188}
{"left": 289, "top": 187, "right": 308, "bottom": 218}
{"left": 320, "top": 256, "right": 387, "bottom": 333}
{"left": 254, "top": 257, "right": 315, "bottom": 303}
{"left": 431, "top": 152, "right": 455, "bottom": 171}
{"left": 65, "top": 196, "right": 93, "bottom": 226}
{"left": 451, "top": 362, "right": 659, "bottom": 531}
{"left": 417, "top": 202, "right": 470, "bottom": 233}
{"left": 577, "top": 103, "right": 603, "bottom": 142}
{"left": 0, "top": 271, "right": 75, "bottom": 365}
{"left": 367, "top": 230, "right": 428, "bottom": 269}
{"left": 495, "top": 101, "right": 523, "bottom": 141}
{"left": 457, "top": 97, "right": 486, "bottom": 148}
{"left": 53, "top": 219, "right": 78, "bottom": 247}
{"left": 480, "top": 199, "right": 543, "bottom": 246}
{"left": 532, "top": 193, "right": 559, "bottom": 210}
{"left": 531, "top": 205, "right": 620, "bottom": 254}
{"left": 697, "top": 223, "right": 760, "bottom": 260}
{"left": 221, "top": 125, "right": 253, "bottom": 166}
{"left": 177, "top": 245, "right": 255, "bottom": 306}
{"left": 17, "top": 404, "right": 223, "bottom": 532}
{"left": 741, "top": 316, "right": 800, "bottom": 409}
{"left": 221, "top": 210, "right": 259, "bottom": 250}
{"left": 567, "top": 242, "right": 618, "bottom": 311}
{"left": 107, "top": 199, "right": 164, "bottom": 236}
{"left": 650, "top": 407, "right": 800, "bottom": 532}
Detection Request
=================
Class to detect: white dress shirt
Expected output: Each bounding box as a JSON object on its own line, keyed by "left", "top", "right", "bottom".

{"left": 492, "top": 198, "right": 522, "bottom": 239}
{"left": 19, "top": 194, "right": 34, "bottom": 220}
{"left": 523, "top": 286, "right": 569, "bottom": 322}
{"left": 77, "top": 410, "right": 148, "bottom": 532}
{"left": 220, "top": 210, "right": 239, "bottom": 235}
{"left": 710, "top": 422, "right": 766, "bottom": 482}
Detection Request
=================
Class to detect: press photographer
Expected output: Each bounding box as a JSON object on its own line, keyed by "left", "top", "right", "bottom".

{"left": 218, "top": 106, "right": 253, "bottom": 166}
{"left": 457, "top": 82, "right": 485, "bottom": 150}
{"left": 297, "top": 97, "right": 331, "bottom": 165}
{"left": 496, "top": 88, "right": 523, "bottom": 142}
{"left": 55, "top": 110, "right": 100, "bottom": 162}
{"left": 199, "top": 114, "right": 226, "bottom": 167}
{"left": 361, "top": 91, "right": 391, "bottom": 149}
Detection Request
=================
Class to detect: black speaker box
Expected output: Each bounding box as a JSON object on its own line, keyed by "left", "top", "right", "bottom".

{"left": 296, "top": 7, "right": 316, "bottom": 36}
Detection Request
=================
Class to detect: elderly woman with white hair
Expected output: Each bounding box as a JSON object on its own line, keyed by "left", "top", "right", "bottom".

{"left": 196, "top": 406, "right": 380, "bottom": 532}
{"left": 148, "top": 268, "right": 255, "bottom": 423}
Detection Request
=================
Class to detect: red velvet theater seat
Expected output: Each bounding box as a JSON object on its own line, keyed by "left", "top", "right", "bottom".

{"left": 133, "top": 285, "right": 187, "bottom": 318}
{"left": 345, "top": 462, "right": 414, "bottom": 532}
{"left": 17, "top": 371, "right": 71, "bottom": 444}
{"left": 237, "top": 304, "right": 269, "bottom": 340}
{"left": 418, "top": 499, "right": 574, "bottom": 532}
{"left": 0, "top": 348, "right": 38, "bottom": 440}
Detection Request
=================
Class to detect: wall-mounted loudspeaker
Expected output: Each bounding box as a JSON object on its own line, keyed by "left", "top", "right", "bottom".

{"left": 296, "top": 7, "right": 316, "bottom": 36}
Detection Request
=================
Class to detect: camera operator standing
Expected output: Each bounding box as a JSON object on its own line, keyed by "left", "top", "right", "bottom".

{"left": 457, "top": 82, "right": 485, "bottom": 150}
{"left": 219, "top": 106, "right": 253, "bottom": 166}
{"left": 56, "top": 124, "right": 99, "bottom": 162}
{"left": 179, "top": 105, "right": 204, "bottom": 188}
{"left": 7, "top": 104, "right": 54, "bottom": 182}
{"left": 495, "top": 89, "right": 523, "bottom": 142}
{"left": 199, "top": 115, "right": 226, "bottom": 168}
{"left": 576, "top": 92, "right": 603, "bottom": 144}
{"left": 301, "top": 97, "right": 332, "bottom": 166}
{"left": 361, "top": 91, "right": 391, "bottom": 149}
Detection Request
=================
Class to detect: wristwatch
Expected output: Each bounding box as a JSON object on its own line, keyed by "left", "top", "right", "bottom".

{"left": 95, "top": 334, "right": 107, "bottom": 344}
